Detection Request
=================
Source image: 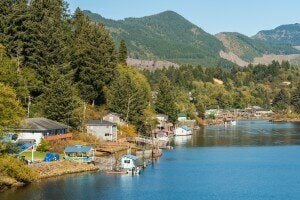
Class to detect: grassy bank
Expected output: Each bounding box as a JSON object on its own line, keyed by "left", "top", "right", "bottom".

{"left": 0, "top": 155, "right": 38, "bottom": 192}
{"left": 270, "top": 113, "right": 300, "bottom": 122}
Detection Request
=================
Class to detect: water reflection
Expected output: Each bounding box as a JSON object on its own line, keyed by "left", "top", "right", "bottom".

{"left": 172, "top": 120, "right": 300, "bottom": 147}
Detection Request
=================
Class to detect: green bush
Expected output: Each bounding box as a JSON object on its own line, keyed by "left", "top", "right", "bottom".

{"left": 36, "top": 139, "right": 50, "bottom": 152}
{"left": 0, "top": 155, "right": 38, "bottom": 183}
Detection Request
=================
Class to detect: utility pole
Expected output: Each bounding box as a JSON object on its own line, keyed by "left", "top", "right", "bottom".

{"left": 82, "top": 102, "right": 87, "bottom": 132}
{"left": 27, "top": 96, "right": 31, "bottom": 118}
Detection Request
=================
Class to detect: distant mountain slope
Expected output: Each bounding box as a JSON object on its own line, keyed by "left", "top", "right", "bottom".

{"left": 83, "top": 10, "right": 234, "bottom": 67}
{"left": 253, "top": 23, "right": 300, "bottom": 46}
{"left": 216, "top": 32, "right": 299, "bottom": 62}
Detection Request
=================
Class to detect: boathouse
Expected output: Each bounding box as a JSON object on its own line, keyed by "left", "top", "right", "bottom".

{"left": 14, "top": 118, "right": 71, "bottom": 145}
{"left": 64, "top": 145, "right": 94, "bottom": 163}
{"left": 121, "top": 154, "right": 139, "bottom": 170}
{"left": 86, "top": 120, "right": 118, "bottom": 141}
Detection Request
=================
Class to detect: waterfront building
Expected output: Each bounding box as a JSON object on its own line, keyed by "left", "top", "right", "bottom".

{"left": 121, "top": 154, "right": 139, "bottom": 170}
{"left": 177, "top": 113, "right": 187, "bottom": 121}
{"left": 14, "top": 118, "right": 71, "bottom": 145}
{"left": 86, "top": 120, "right": 118, "bottom": 141}
{"left": 64, "top": 145, "right": 94, "bottom": 163}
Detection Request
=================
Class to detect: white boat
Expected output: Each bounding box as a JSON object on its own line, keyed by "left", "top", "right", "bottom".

{"left": 225, "top": 119, "right": 237, "bottom": 126}
{"left": 174, "top": 126, "right": 192, "bottom": 136}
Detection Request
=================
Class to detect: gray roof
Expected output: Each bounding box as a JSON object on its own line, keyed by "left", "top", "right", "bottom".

{"left": 122, "top": 154, "right": 138, "bottom": 160}
{"left": 15, "top": 118, "right": 68, "bottom": 132}
{"left": 87, "top": 120, "right": 117, "bottom": 126}
{"left": 64, "top": 145, "right": 93, "bottom": 153}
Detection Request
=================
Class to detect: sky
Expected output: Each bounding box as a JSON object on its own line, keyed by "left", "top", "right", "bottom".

{"left": 66, "top": 0, "right": 300, "bottom": 36}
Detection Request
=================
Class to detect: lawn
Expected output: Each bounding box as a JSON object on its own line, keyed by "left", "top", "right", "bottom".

{"left": 19, "top": 151, "right": 47, "bottom": 162}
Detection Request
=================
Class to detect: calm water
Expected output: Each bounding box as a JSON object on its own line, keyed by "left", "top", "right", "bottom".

{"left": 2, "top": 120, "right": 300, "bottom": 200}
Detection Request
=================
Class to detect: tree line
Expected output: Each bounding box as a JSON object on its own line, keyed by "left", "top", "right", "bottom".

{"left": 0, "top": 0, "right": 300, "bottom": 140}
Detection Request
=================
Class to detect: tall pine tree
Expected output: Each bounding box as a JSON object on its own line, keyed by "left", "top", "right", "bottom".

{"left": 71, "top": 8, "right": 117, "bottom": 104}
{"left": 118, "top": 39, "right": 127, "bottom": 65}
{"left": 155, "top": 76, "right": 178, "bottom": 122}
{"left": 41, "top": 67, "right": 80, "bottom": 127}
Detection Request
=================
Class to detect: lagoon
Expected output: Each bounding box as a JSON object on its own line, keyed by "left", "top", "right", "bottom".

{"left": 1, "top": 120, "right": 300, "bottom": 200}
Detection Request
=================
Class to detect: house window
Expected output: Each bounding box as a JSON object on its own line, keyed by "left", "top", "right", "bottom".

{"left": 105, "top": 133, "right": 110, "bottom": 136}
{"left": 124, "top": 160, "right": 130, "bottom": 164}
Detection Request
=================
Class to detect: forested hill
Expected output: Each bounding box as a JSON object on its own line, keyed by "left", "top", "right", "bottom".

{"left": 216, "top": 32, "right": 300, "bottom": 62}
{"left": 83, "top": 10, "right": 233, "bottom": 67}
{"left": 253, "top": 23, "right": 300, "bottom": 46}
{"left": 84, "top": 10, "right": 300, "bottom": 67}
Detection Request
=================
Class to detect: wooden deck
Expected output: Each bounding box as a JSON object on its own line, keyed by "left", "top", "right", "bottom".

{"left": 44, "top": 133, "right": 73, "bottom": 141}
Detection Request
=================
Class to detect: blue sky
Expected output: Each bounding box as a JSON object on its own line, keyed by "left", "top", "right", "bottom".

{"left": 66, "top": 0, "right": 300, "bottom": 36}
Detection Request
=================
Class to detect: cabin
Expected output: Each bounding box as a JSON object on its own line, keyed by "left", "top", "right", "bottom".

{"left": 64, "top": 145, "right": 94, "bottom": 163}
{"left": 156, "top": 114, "right": 173, "bottom": 132}
{"left": 174, "top": 126, "right": 192, "bottom": 136}
{"left": 86, "top": 120, "right": 118, "bottom": 141}
{"left": 177, "top": 113, "right": 187, "bottom": 121}
{"left": 121, "top": 154, "right": 139, "bottom": 170}
{"left": 103, "top": 113, "right": 125, "bottom": 125}
{"left": 14, "top": 118, "right": 71, "bottom": 145}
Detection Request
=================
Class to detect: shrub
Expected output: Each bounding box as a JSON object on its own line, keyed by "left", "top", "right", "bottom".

{"left": 0, "top": 155, "right": 38, "bottom": 182}
{"left": 36, "top": 139, "right": 50, "bottom": 152}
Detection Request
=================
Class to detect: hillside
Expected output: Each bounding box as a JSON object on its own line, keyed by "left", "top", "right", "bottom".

{"left": 216, "top": 32, "right": 299, "bottom": 62}
{"left": 83, "top": 10, "right": 234, "bottom": 67}
{"left": 253, "top": 23, "right": 300, "bottom": 46}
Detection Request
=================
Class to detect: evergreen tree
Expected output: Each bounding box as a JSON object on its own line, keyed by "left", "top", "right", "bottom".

{"left": 0, "top": 83, "right": 25, "bottom": 132}
{"left": 106, "top": 66, "right": 151, "bottom": 127}
{"left": 272, "top": 89, "right": 290, "bottom": 111}
{"left": 41, "top": 67, "right": 80, "bottom": 127}
{"left": 23, "top": 0, "right": 72, "bottom": 81}
{"left": 291, "top": 83, "right": 300, "bottom": 113}
{"left": 71, "top": 8, "right": 117, "bottom": 104}
{"left": 118, "top": 39, "right": 127, "bottom": 64}
{"left": 155, "top": 76, "right": 178, "bottom": 122}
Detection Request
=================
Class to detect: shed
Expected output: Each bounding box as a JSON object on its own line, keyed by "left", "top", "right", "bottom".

{"left": 121, "top": 154, "right": 139, "bottom": 170}
{"left": 64, "top": 145, "right": 94, "bottom": 163}
{"left": 177, "top": 113, "right": 187, "bottom": 121}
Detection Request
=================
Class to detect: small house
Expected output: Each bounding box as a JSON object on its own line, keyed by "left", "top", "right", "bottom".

{"left": 156, "top": 114, "right": 173, "bottom": 131}
{"left": 86, "top": 120, "right": 117, "bottom": 141}
{"left": 174, "top": 126, "right": 192, "bottom": 136}
{"left": 103, "top": 113, "right": 125, "bottom": 125}
{"left": 14, "top": 118, "right": 71, "bottom": 146}
{"left": 121, "top": 154, "right": 139, "bottom": 170}
{"left": 64, "top": 145, "right": 94, "bottom": 163}
{"left": 177, "top": 113, "right": 187, "bottom": 121}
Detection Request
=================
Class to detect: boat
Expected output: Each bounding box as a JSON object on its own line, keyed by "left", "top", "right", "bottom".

{"left": 174, "top": 126, "right": 192, "bottom": 136}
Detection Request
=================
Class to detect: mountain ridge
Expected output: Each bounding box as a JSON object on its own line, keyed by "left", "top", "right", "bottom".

{"left": 83, "top": 10, "right": 300, "bottom": 67}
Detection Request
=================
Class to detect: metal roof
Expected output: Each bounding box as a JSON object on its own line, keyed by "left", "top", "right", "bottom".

{"left": 177, "top": 113, "right": 187, "bottom": 117}
{"left": 64, "top": 145, "right": 93, "bottom": 153}
{"left": 122, "top": 154, "right": 138, "bottom": 160}
{"left": 15, "top": 118, "right": 68, "bottom": 132}
{"left": 87, "top": 120, "right": 117, "bottom": 126}
{"left": 180, "top": 126, "right": 191, "bottom": 131}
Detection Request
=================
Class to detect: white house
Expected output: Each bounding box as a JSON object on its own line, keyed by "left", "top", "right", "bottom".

{"left": 174, "top": 126, "right": 192, "bottom": 136}
{"left": 103, "top": 113, "right": 125, "bottom": 125}
{"left": 86, "top": 120, "right": 117, "bottom": 141}
{"left": 177, "top": 113, "right": 187, "bottom": 121}
{"left": 121, "top": 154, "right": 139, "bottom": 170}
{"left": 14, "top": 118, "right": 69, "bottom": 146}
